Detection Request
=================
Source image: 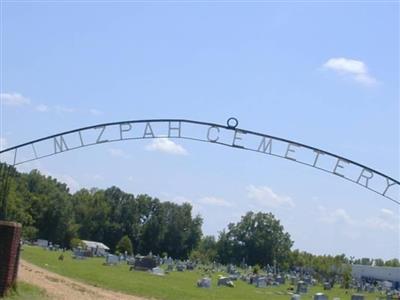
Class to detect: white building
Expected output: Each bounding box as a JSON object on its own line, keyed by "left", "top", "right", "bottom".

{"left": 81, "top": 240, "right": 110, "bottom": 256}
{"left": 352, "top": 264, "right": 400, "bottom": 283}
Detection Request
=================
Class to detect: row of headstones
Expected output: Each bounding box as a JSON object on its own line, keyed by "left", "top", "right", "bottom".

{"left": 109, "top": 252, "right": 177, "bottom": 268}
{"left": 289, "top": 273, "right": 317, "bottom": 286}
{"left": 73, "top": 248, "right": 92, "bottom": 259}
{"left": 292, "top": 293, "right": 367, "bottom": 300}
{"left": 240, "top": 273, "right": 287, "bottom": 288}
{"left": 197, "top": 277, "right": 377, "bottom": 300}
{"left": 197, "top": 273, "right": 285, "bottom": 289}
{"left": 200, "top": 262, "right": 282, "bottom": 277}
{"left": 355, "top": 283, "right": 377, "bottom": 293}
{"left": 112, "top": 252, "right": 175, "bottom": 267}
{"left": 197, "top": 276, "right": 235, "bottom": 288}
{"left": 44, "top": 244, "right": 63, "bottom": 251}
{"left": 124, "top": 254, "right": 199, "bottom": 272}
{"left": 166, "top": 262, "right": 196, "bottom": 272}
{"left": 106, "top": 256, "right": 398, "bottom": 298}
{"left": 352, "top": 280, "right": 397, "bottom": 293}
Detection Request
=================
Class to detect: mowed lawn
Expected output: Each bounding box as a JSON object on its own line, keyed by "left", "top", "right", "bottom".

{"left": 21, "top": 246, "right": 382, "bottom": 300}
{"left": 3, "top": 282, "right": 48, "bottom": 300}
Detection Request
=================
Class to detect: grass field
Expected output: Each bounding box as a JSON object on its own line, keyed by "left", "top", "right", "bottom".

{"left": 3, "top": 282, "right": 48, "bottom": 300}
{"left": 21, "top": 245, "right": 384, "bottom": 300}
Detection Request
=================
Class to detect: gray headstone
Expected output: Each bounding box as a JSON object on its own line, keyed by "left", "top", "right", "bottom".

{"left": 176, "top": 264, "right": 185, "bottom": 272}
{"left": 256, "top": 277, "right": 267, "bottom": 288}
{"left": 291, "top": 294, "right": 301, "bottom": 300}
{"left": 313, "top": 293, "right": 328, "bottom": 300}
{"left": 218, "top": 277, "right": 235, "bottom": 287}
{"left": 186, "top": 262, "right": 196, "bottom": 270}
{"left": 197, "top": 277, "right": 211, "bottom": 288}
{"left": 133, "top": 255, "right": 157, "bottom": 271}
{"left": 105, "top": 254, "right": 119, "bottom": 265}
{"left": 323, "top": 282, "right": 331, "bottom": 290}
{"left": 276, "top": 275, "right": 285, "bottom": 284}
{"left": 296, "top": 281, "right": 308, "bottom": 294}
{"left": 151, "top": 267, "right": 165, "bottom": 276}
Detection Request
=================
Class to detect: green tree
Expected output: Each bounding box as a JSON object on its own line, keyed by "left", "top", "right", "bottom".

{"left": 342, "top": 265, "right": 352, "bottom": 289}
{"left": 116, "top": 235, "right": 133, "bottom": 255}
{"left": 217, "top": 211, "right": 293, "bottom": 267}
{"left": 22, "top": 226, "right": 38, "bottom": 241}
{"left": 158, "top": 201, "right": 202, "bottom": 258}
{"left": 374, "top": 258, "right": 384, "bottom": 266}
{"left": 190, "top": 235, "right": 218, "bottom": 263}
{"left": 70, "top": 238, "right": 84, "bottom": 249}
{"left": 360, "top": 258, "right": 372, "bottom": 265}
{"left": 384, "top": 258, "right": 400, "bottom": 267}
{"left": 253, "top": 264, "right": 261, "bottom": 274}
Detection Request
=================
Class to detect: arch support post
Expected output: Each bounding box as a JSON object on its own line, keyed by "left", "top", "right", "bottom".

{"left": 0, "top": 221, "right": 21, "bottom": 297}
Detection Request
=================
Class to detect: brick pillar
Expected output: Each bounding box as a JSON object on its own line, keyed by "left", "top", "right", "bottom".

{"left": 0, "top": 221, "right": 22, "bottom": 297}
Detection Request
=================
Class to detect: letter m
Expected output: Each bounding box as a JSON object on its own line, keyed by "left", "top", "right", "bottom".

{"left": 54, "top": 135, "right": 69, "bottom": 153}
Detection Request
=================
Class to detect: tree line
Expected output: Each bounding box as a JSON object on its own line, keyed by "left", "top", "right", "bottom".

{"left": 2, "top": 164, "right": 202, "bottom": 258}
{"left": 1, "top": 163, "right": 398, "bottom": 270}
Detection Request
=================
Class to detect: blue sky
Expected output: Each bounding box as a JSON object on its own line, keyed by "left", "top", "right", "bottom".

{"left": 1, "top": 1, "right": 399, "bottom": 259}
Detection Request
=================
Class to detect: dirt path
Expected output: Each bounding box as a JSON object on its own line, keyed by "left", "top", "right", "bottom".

{"left": 18, "top": 260, "right": 151, "bottom": 300}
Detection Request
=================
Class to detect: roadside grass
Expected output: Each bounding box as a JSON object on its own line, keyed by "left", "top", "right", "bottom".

{"left": 2, "top": 282, "right": 48, "bottom": 300}
{"left": 21, "top": 245, "right": 384, "bottom": 300}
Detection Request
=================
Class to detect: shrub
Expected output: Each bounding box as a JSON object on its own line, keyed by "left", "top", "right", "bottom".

{"left": 116, "top": 235, "right": 133, "bottom": 255}
{"left": 70, "top": 238, "right": 84, "bottom": 249}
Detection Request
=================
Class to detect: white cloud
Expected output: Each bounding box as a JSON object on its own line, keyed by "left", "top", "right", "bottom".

{"left": 83, "top": 173, "right": 104, "bottom": 181}
{"left": 10, "top": 162, "right": 81, "bottom": 193}
{"left": 89, "top": 108, "right": 103, "bottom": 116}
{"left": 323, "top": 57, "right": 378, "bottom": 86}
{"left": 0, "top": 137, "right": 12, "bottom": 162}
{"left": 0, "top": 93, "right": 105, "bottom": 117}
{"left": 36, "top": 166, "right": 81, "bottom": 193}
{"left": 159, "top": 193, "right": 207, "bottom": 215}
{"left": 91, "top": 174, "right": 104, "bottom": 181}
{"left": 246, "top": 185, "right": 295, "bottom": 208}
{"left": 324, "top": 58, "right": 366, "bottom": 74}
{"left": 0, "top": 92, "right": 31, "bottom": 106}
{"left": 0, "top": 137, "right": 7, "bottom": 150}
{"left": 166, "top": 195, "right": 203, "bottom": 215}
{"left": 380, "top": 208, "right": 394, "bottom": 216}
{"left": 318, "top": 206, "right": 399, "bottom": 232}
{"left": 365, "top": 217, "right": 397, "bottom": 231}
{"left": 145, "top": 138, "right": 188, "bottom": 155}
{"left": 55, "top": 105, "right": 75, "bottom": 113}
{"left": 35, "top": 104, "right": 49, "bottom": 112}
{"left": 107, "top": 148, "right": 131, "bottom": 158}
{"left": 318, "top": 206, "right": 355, "bottom": 225}
{"left": 127, "top": 176, "right": 134, "bottom": 182}
{"left": 365, "top": 208, "right": 398, "bottom": 231}
{"left": 172, "top": 196, "right": 194, "bottom": 205}
{"left": 199, "top": 196, "right": 233, "bottom": 207}
{"left": 58, "top": 174, "right": 81, "bottom": 193}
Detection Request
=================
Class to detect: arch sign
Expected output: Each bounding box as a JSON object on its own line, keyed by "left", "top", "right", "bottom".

{"left": 0, "top": 118, "right": 398, "bottom": 204}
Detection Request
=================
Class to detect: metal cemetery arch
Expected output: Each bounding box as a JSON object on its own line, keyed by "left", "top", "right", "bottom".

{"left": 0, "top": 118, "right": 399, "bottom": 205}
